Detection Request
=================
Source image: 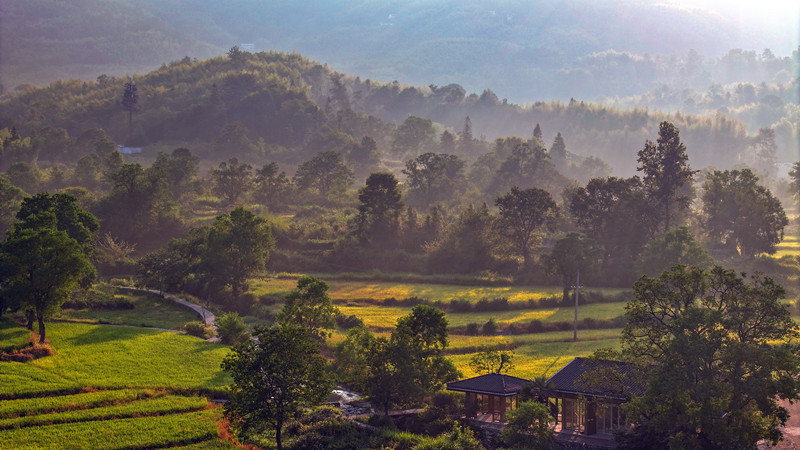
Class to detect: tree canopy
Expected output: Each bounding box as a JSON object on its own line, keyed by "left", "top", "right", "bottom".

{"left": 619, "top": 265, "right": 800, "bottom": 449}
{"left": 222, "top": 325, "right": 333, "bottom": 449}
{"left": 701, "top": 168, "right": 788, "bottom": 257}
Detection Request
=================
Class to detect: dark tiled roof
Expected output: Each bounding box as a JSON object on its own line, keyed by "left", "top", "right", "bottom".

{"left": 547, "top": 357, "right": 644, "bottom": 399}
{"left": 446, "top": 373, "right": 530, "bottom": 396}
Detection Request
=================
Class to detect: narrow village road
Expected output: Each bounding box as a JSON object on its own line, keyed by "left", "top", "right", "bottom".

{"left": 118, "top": 287, "right": 219, "bottom": 342}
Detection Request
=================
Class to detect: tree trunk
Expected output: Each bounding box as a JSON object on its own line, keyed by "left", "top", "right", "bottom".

{"left": 37, "top": 314, "right": 46, "bottom": 344}
{"left": 26, "top": 310, "right": 34, "bottom": 330}
{"left": 275, "top": 419, "right": 283, "bottom": 450}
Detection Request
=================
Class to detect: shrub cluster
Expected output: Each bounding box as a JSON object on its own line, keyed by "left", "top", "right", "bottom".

{"left": 458, "top": 316, "right": 626, "bottom": 335}
{"left": 377, "top": 290, "right": 632, "bottom": 313}
{"left": 183, "top": 322, "right": 216, "bottom": 339}
{"left": 62, "top": 289, "right": 134, "bottom": 310}
{"left": 335, "top": 313, "right": 364, "bottom": 330}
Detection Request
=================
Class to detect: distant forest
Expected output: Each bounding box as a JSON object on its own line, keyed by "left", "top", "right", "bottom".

{"left": 2, "top": 1, "right": 797, "bottom": 167}
{"left": 0, "top": 51, "right": 790, "bottom": 175}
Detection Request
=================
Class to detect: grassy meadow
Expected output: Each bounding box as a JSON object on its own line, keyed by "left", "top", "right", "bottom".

{"left": 338, "top": 302, "right": 627, "bottom": 330}
{"left": 0, "top": 322, "right": 229, "bottom": 397}
{"left": 0, "top": 317, "right": 234, "bottom": 448}
{"left": 250, "top": 277, "right": 626, "bottom": 304}
{"left": 55, "top": 291, "right": 199, "bottom": 330}
{"left": 775, "top": 235, "right": 800, "bottom": 258}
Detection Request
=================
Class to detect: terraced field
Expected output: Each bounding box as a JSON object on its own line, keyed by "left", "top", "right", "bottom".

{"left": 0, "top": 390, "right": 228, "bottom": 449}
{"left": 0, "top": 318, "right": 234, "bottom": 448}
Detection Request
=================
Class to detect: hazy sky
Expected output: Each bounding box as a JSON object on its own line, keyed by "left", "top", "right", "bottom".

{"left": 667, "top": 0, "right": 799, "bottom": 54}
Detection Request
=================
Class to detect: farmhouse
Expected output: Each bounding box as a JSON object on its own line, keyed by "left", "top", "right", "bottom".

{"left": 447, "top": 357, "right": 640, "bottom": 437}
{"left": 547, "top": 357, "right": 641, "bottom": 436}
{"left": 446, "top": 372, "right": 529, "bottom": 422}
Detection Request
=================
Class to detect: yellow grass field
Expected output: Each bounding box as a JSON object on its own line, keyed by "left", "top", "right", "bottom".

{"left": 338, "top": 302, "right": 627, "bottom": 329}
{"left": 250, "top": 277, "right": 624, "bottom": 304}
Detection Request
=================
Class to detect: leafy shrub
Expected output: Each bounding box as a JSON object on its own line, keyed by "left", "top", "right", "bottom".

{"left": 63, "top": 287, "right": 135, "bottom": 310}
{"left": 465, "top": 323, "right": 480, "bottom": 336}
{"left": 183, "top": 322, "right": 215, "bottom": 339}
{"left": 474, "top": 297, "right": 509, "bottom": 312}
{"left": 249, "top": 304, "right": 275, "bottom": 322}
{"left": 417, "top": 423, "right": 484, "bottom": 450}
{"left": 482, "top": 318, "right": 498, "bottom": 336}
{"left": 215, "top": 312, "right": 249, "bottom": 346}
{"left": 109, "top": 278, "right": 134, "bottom": 287}
{"left": 448, "top": 298, "right": 472, "bottom": 312}
{"left": 335, "top": 313, "right": 364, "bottom": 329}
{"left": 367, "top": 414, "right": 397, "bottom": 430}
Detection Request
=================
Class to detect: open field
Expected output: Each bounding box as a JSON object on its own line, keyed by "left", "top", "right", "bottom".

{"left": 338, "top": 302, "right": 627, "bottom": 330}
{"left": 250, "top": 277, "right": 625, "bottom": 304}
{"left": 0, "top": 322, "right": 229, "bottom": 397}
{"left": 0, "top": 406, "right": 228, "bottom": 449}
{"left": 0, "top": 317, "right": 31, "bottom": 352}
{"left": 55, "top": 290, "right": 198, "bottom": 330}
{"left": 776, "top": 235, "right": 800, "bottom": 258}
{"left": 0, "top": 319, "right": 234, "bottom": 448}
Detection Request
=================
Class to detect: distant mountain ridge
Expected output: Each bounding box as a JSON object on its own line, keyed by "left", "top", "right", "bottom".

{"left": 2, "top": 0, "right": 795, "bottom": 103}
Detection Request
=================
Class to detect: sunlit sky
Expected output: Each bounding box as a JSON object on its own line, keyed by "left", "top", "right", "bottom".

{"left": 663, "top": 0, "right": 799, "bottom": 53}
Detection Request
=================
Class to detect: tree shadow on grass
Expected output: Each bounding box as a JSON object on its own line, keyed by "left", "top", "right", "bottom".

{"left": 65, "top": 324, "right": 160, "bottom": 346}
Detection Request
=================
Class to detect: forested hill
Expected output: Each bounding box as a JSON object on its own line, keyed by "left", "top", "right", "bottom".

{"left": 0, "top": 51, "right": 775, "bottom": 175}
{"left": 2, "top": 0, "right": 796, "bottom": 103}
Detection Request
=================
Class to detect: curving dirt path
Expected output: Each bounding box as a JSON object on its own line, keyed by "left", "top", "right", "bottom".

{"left": 117, "top": 287, "right": 219, "bottom": 342}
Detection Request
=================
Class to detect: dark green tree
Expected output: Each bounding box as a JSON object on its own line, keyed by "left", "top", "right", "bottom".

{"left": 532, "top": 123, "right": 543, "bottom": 142}
{"left": 636, "top": 121, "right": 696, "bottom": 232}
{"left": 202, "top": 207, "right": 274, "bottom": 301}
{"left": 346, "top": 136, "right": 381, "bottom": 181}
{"left": 276, "top": 275, "right": 337, "bottom": 342}
{"left": 15, "top": 192, "right": 99, "bottom": 253}
{"left": 541, "top": 233, "right": 601, "bottom": 304}
{"left": 427, "top": 203, "right": 498, "bottom": 274}
{"left": 353, "top": 172, "right": 403, "bottom": 249}
{"left": 333, "top": 324, "right": 377, "bottom": 393}
{"left": 94, "top": 163, "right": 175, "bottom": 244}
{"left": 701, "top": 168, "right": 788, "bottom": 257}
{"left": 402, "top": 152, "right": 465, "bottom": 208}
{"left": 1, "top": 194, "right": 97, "bottom": 341}
{"left": 500, "top": 401, "right": 556, "bottom": 449}
{"left": 294, "top": 151, "right": 354, "bottom": 200}
{"left": 120, "top": 81, "right": 139, "bottom": 144}
{"left": 0, "top": 176, "right": 24, "bottom": 234}
{"left": 634, "top": 226, "right": 713, "bottom": 277}
{"left": 549, "top": 131, "right": 567, "bottom": 171}
{"left": 391, "top": 116, "right": 436, "bottom": 158}
{"left": 222, "top": 325, "right": 333, "bottom": 450}
{"left": 457, "top": 116, "right": 475, "bottom": 155}
{"left": 389, "top": 305, "right": 460, "bottom": 406}
{"left": 620, "top": 266, "right": 800, "bottom": 449}
{"left": 495, "top": 187, "right": 559, "bottom": 268}
{"left": 469, "top": 348, "right": 515, "bottom": 374}
{"left": 152, "top": 147, "right": 199, "bottom": 199}
{"left": 569, "top": 177, "right": 658, "bottom": 284}
{"left": 439, "top": 130, "right": 456, "bottom": 153}
{"left": 253, "top": 162, "right": 292, "bottom": 210}
{"left": 210, "top": 157, "right": 253, "bottom": 205}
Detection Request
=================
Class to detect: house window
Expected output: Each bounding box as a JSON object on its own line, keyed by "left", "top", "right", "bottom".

{"left": 562, "top": 397, "right": 585, "bottom": 432}
{"left": 596, "top": 403, "right": 622, "bottom": 434}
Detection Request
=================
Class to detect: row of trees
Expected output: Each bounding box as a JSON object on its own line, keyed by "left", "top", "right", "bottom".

{"left": 223, "top": 275, "right": 459, "bottom": 448}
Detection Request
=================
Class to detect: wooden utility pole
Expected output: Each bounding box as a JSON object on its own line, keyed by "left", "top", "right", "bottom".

{"left": 573, "top": 269, "right": 581, "bottom": 341}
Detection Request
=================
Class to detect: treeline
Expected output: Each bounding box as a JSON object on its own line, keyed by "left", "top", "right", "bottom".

{"left": 0, "top": 50, "right": 774, "bottom": 176}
